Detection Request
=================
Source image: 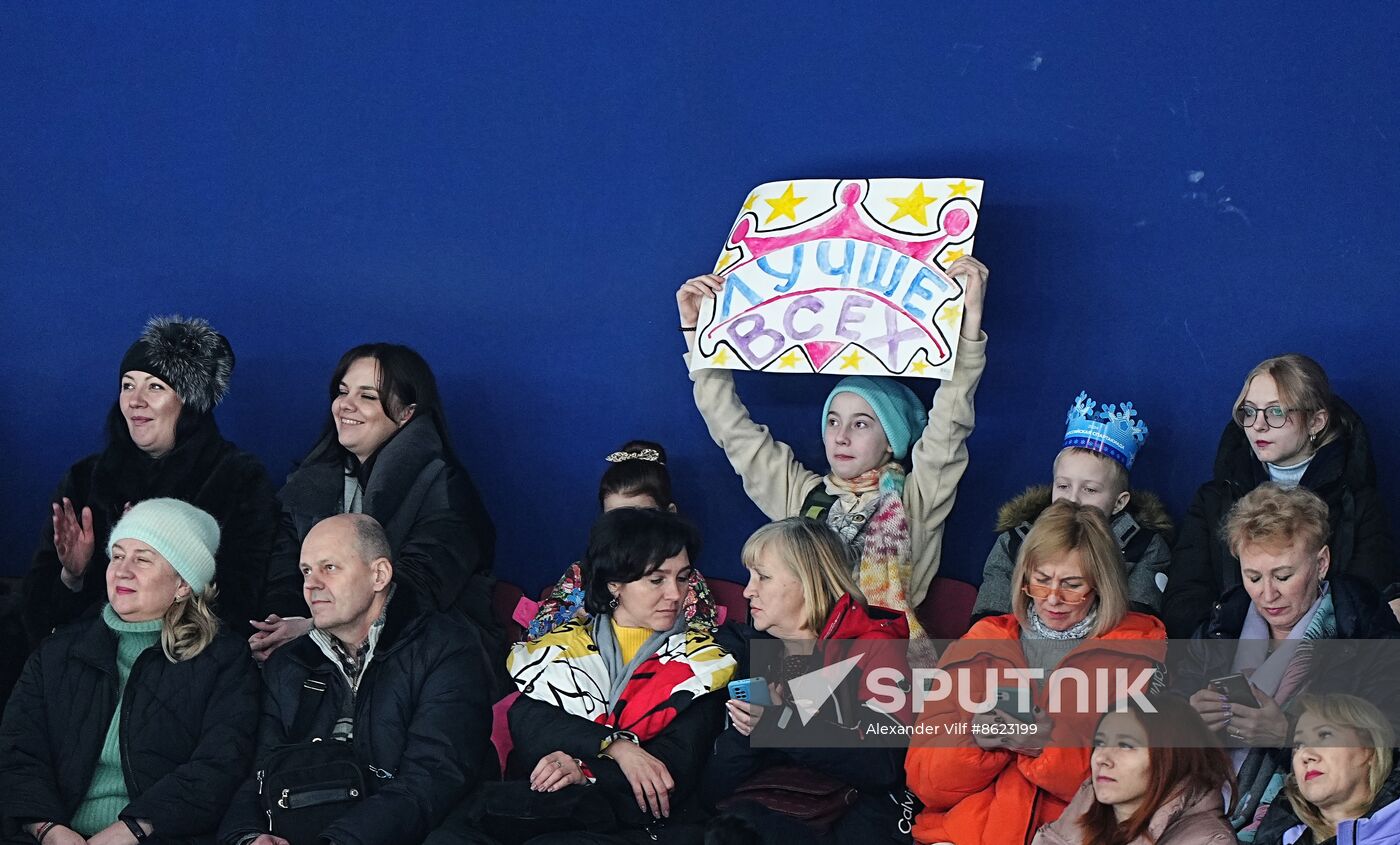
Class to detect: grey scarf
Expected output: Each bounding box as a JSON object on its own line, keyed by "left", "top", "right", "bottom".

{"left": 591, "top": 612, "right": 687, "bottom": 708}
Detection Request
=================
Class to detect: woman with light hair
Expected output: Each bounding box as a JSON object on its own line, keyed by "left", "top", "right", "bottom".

{"left": 1254, "top": 694, "right": 1400, "bottom": 844}
{"left": 0, "top": 498, "right": 258, "bottom": 845}
{"left": 906, "top": 501, "right": 1167, "bottom": 845}
{"left": 704, "top": 517, "right": 913, "bottom": 842}
{"left": 1178, "top": 484, "right": 1400, "bottom": 841}
{"left": 1164, "top": 353, "right": 1395, "bottom": 638}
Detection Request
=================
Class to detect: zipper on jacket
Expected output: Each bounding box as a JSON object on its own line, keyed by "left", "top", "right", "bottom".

{"left": 257, "top": 768, "right": 265, "bottom": 795}
{"left": 119, "top": 648, "right": 162, "bottom": 797}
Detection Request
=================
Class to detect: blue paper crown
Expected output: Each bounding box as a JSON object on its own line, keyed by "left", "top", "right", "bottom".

{"left": 1062, "top": 391, "right": 1149, "bottom": 470}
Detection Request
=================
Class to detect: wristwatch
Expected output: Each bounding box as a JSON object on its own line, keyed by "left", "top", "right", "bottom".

{"left": 598, "top": 729, "right": 640, "bottom": 757}
{"left": 121, "top": 817, "right": 148, "bottom": 842}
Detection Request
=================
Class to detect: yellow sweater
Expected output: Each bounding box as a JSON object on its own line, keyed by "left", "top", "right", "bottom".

{"left": 611, "top": 619, "right": 654, "bottom": 665}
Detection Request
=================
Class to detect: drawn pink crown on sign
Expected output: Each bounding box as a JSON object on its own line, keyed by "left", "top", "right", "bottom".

{"left": 722, "top": 180, "right": 976, "bottom": 273}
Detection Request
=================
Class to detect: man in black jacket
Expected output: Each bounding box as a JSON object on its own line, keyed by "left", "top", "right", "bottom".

{"left": 219, "top": 513, "right": 493, "bottom": 845}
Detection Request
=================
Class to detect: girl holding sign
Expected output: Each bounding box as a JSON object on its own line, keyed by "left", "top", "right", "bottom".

{"left": 676, "top": 255, "right": 988, "bottom": 638}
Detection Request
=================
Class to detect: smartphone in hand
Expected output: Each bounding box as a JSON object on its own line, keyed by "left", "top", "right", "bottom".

{"left": 728, "top": 677, "right": 773, "bottom": 707}
{"left": 1209, "top": 673, "right": 1260, "bottom": 708}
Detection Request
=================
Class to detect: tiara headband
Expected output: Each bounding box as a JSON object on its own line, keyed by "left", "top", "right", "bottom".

{"left": 1063, "top": 391, "right": 1149, "bottom": 470}
{"left": 605, "top": 449, "right": 664, "bottom": 465}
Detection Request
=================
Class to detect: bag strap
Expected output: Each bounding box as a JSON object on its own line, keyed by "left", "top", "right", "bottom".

{"left": 290, "top": 677, "right": 330, "bottom": 740}
{"left": 801, "top": 485, "right": 838, "bottom": 522}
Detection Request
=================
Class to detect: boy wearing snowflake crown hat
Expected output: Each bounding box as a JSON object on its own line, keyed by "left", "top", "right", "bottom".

{"left": 971, "top": 391, "right": 1173, "bottom": 622}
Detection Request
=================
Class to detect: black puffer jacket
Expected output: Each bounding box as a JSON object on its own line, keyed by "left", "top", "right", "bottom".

{"left": 1163, "top": 399, "right": 1396, "bottom": 637}
{"left": 23, "top": 415, "right": 279, "bottom": 645}
{"left": 1171, "top": 574, "right": 1400, "bottom": 704}
{"left": 219, "top": 587, "right": 494, "bottom": 845}
{"left": 261, "top": 416, "right": 496, "bottom": 636}
{"left": 0, "top": 620, "right": 259, "bottom": 845}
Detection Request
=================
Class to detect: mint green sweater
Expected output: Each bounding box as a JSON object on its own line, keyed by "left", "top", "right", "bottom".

{"left": 69, "top": 606, "right": 162, "bottom": 836}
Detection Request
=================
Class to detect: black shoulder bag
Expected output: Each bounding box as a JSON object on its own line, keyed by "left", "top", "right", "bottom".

{"left": 257, "top": 678, "right": 367, "bottom": 845}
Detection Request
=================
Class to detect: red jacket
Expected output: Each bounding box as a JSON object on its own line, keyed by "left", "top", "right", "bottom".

{"left": 905, "top": 612, "right": 1165, "bottom": 845}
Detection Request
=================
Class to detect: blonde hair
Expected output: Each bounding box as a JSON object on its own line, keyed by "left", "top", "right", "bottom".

{"left": 1233, "top": 354, "right": 1340, "bottom": 446}
{"left": 1053, "top": 446, "right": 1130, "bottom": 498}
{"left": 1010, "top": 500, "right": 1129, "bottom": 637}
{"left": 1226, "top": 483, "right": 1330, "bottom": 557}
{"left": 1286, "top": 694, "right": 1394, "bottom": 841}
{"left": 741, "top": 518, "right": 865, "bottom": 634}
{"left": 160, "top": 583, "right": 220, "bottom": 662}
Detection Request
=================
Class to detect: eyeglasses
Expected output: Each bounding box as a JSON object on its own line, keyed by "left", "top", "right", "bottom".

{"left": 1234, "top": 404, "right": 1309, "bottom": 429}
{"left": 1022, "top": 583, "right": 1095, "bottom": 604}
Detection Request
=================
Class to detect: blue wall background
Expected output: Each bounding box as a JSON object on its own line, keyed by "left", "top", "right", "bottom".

{"left": 3, "top": 3, "right": 1397, "bottom": 595}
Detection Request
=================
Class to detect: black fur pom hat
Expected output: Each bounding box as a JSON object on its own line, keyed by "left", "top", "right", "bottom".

{"left": 118, "top": 316, "right": 235, "bottom": 414}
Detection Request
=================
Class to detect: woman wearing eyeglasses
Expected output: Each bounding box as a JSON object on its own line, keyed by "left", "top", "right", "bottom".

{"left": 1162, "top": 354, "right": 1396, "bottom": 638}
{"left": 905, "top": 501, "right": 1166, "bottom": 845}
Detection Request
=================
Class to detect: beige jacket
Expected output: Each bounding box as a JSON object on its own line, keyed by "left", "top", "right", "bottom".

{"left": 687, "top": 334, "right": 986, "bottom": 606}
{"left": 1032, "top": 781, "right": 1235, "bottom": 845}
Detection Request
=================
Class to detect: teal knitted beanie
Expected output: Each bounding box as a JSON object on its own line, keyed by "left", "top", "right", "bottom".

{"left": 106, "top": 498, "right": 220, "bottom": 593}
{"left": 820, "top": 376, "right": 926, "bottom": 461}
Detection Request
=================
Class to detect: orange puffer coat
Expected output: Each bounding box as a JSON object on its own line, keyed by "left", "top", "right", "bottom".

{"left": 905, "top": 611, "right": 1166, "bottom": 845}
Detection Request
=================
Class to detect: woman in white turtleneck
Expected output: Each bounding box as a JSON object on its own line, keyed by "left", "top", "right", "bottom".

{"left": 1162, "top": 354, "right": 1397, "bottom": 638}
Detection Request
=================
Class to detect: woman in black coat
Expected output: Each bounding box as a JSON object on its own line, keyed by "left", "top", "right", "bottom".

{"left": 250, "top": 343, "right": 496, "bottom": 661}
{"left": 1172, "top": 484, "right": 1400, "bottom": 839}
{"left": 0, "top": 499, "right": 259, "bottom": 845}
{"left": 473, "top": 509, "right": 735, "bottom": 845}
{"left": 22, "top": 316, "right": 279, "bottom": 646}
{"left": 1162, "top": 354, "right": 1396, "bottom": 638}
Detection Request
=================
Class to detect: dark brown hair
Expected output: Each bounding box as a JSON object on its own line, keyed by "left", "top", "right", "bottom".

{"left": 598, "top": 440, "right": 673, "bottom": 510}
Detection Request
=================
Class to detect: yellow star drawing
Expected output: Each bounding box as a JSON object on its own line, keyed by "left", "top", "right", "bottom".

{"left": 777, "top": 350, "right": 800, "bottom": 369}
{"left": 947, "top": 180, "right": 973, "bottom": 197}
{"left": 713, "top": 348, "right": 730, "bottom": 366}
{"left": 839, "top": 350, "right": 863, "bottom": 370}
{"left": 911, "top": 359, "right": 929, "bottom": 375}
{"left": 938, "top": 304, "right": 963, "bottom": 325}
{"left": 716, "top": 251, "right": 734, "bottom": 271}
{"left": 743, "top": 194, "right": 758, "bottom": 211}
{"left": 943, "top": 248, "right": 965, "bottom": 264}
{"left": 764, "top": 183, "right": 807, "bottom": 224}
{"left": 887, "top": 183, "right": 936, "bottom": 226}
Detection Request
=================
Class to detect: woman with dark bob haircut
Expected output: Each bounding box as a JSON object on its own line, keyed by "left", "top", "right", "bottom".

{"left": 250, "top": 342, "right": 496, "bottom": 661}
{"left": 526, "top": 441, "right": 725, "bottom": 642}
{"left": 488, "top": 508, "right": 736, "bottom": 843}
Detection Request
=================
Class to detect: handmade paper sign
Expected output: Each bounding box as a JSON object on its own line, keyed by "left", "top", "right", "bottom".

{"left": 691, "top": 178, "right": 983, "bottom": 379}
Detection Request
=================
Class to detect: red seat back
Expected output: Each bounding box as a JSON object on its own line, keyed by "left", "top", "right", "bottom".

{"left": 706, "top": 577, "right": 749, "bottom": 625}
{"left": 916, "top": 576, "right": 977, "bottom": 640}
{"left": 492, "top": 580, "right": 526, "bottom": 643}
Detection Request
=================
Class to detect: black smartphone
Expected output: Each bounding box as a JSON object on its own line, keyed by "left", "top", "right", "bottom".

{"left": 1209, "top": 673, "right": 1260, "bottom": 708}
{"left": 994, "top": 687, "right": 1037, "bottom": 723}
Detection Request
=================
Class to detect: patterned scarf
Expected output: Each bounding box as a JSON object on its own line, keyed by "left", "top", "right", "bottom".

{"left": 827, "top": 461, "right": 926, "bottom": 640}
{"left": 1229, "top": 589, "right": 1337, "bottom": 841}
{"left": 508, "top": 618, "right": 736, "bottom": 741}
{"left": 528, "top": 563, "right": 719, "bottom": 641}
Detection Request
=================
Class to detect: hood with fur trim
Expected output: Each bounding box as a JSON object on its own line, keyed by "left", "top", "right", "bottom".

{"left": 995, "top": 485, "right": 1174, "bottom": 539}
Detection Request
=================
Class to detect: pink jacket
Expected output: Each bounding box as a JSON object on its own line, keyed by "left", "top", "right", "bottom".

{"left": 1032, "top": 781, "right": 1234, "bottom": 845}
